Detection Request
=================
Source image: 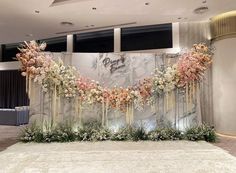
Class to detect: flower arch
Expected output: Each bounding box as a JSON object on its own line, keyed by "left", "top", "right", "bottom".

{"left": 16, "top": 41, "right": 213, "bottom": 126}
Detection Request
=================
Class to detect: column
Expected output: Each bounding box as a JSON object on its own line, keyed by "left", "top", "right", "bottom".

{"left": 211, "top": 11, "right": 236, "bottom": 136}
{"left": 114, "top": 28, "right": 121, "bottom": 53}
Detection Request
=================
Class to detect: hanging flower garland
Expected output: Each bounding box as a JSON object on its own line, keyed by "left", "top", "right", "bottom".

{"left": 16, "top": 41, "right": 48, "bottom": 79}
{"left": 41, "top": 60, "right": 78, "bottom": 98}
{"left": 16, "top": 41, "right": 213, "bottom": 125}
{"left": 16, "top": 41, "right": 51, "bottom": 96}
{"left": 177, "top": 43, "right": 212, "bottom": 87}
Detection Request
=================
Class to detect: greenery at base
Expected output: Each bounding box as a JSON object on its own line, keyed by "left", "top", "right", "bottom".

{"left": 185, "top": 124, "right": 216, "bottom": 142}
{"left": 20, "top": 122, "right": 43, "bottom": 143}
{"left": 76, "top": 121, "right": 111, "bottom": 141}
{"left": 20, "top": 122, "right": 216, "bottom": 143}
{"left": 111, "top": 126, "right": 148, "bottom": 141}
{"left": 148, "top": 128, "right": 184, "bottom": 141}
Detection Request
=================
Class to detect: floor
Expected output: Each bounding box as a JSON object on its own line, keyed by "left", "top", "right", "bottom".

{"left": 0, "top": 125, "right": 236, "bottom": 172}
{"left": 0, "top": 125, "right": 23, "bottom": 152}
{"left": 1, "top": 141, "right": 236, "bottom": 173}
{"left": 214, "top": 135, "right": 236, "bottom": 157}
{"left": 1, "top": 125, "right": 236, "bottom": 156}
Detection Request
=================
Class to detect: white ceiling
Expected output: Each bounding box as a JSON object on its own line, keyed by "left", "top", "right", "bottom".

{"left": 0, "top": 0, "right": 236, "bottom": 44}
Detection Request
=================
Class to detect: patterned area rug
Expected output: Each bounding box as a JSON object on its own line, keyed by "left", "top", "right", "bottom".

{"left": 0, "top": 141, "right": 236, "bottom": 173}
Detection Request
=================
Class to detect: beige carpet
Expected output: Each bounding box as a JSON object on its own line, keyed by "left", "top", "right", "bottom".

{"left": 0, "top": 141, "right": 236, "bottom": 173}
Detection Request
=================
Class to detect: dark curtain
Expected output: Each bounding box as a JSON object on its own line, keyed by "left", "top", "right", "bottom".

{"left": 0, "top": 70, "right": 29, "bottom": 108}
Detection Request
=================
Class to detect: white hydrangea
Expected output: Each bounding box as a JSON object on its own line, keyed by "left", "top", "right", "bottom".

{"left": 152, "top": 65, "right": 179, "bottom": 95}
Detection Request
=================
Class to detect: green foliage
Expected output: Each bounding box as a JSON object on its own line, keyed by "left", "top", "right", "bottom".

{"left": 185, "top": 124, "right": 216, "bottom": 142}
{"left": 77, "top": 121, "right": 111, "bottom": 141}
{"left": 111, "top": 126, "right": 134, "bottom": 141}
{"left": 20, "top": 122, "right": 216, "bottom": 143}
{"left": 148, "top": 127, "right": 183, "bottom": 141}
{"left": 42, "top": 131, "right": 55, "bottom": 143}
{"left": 51, "top": 123, "right": 76, "bottom": 142}
{"left": 111, "top": 126, "right": 148, "bottom": 141}
{"left": 20, "top": 122, "right": 43, "bottom": 142}
{"left": 132, "top": 126, "right": 148, "bottom": 141}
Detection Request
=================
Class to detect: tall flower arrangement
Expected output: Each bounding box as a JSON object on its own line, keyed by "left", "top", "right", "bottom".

{"left": 16, "top": 41, "right": 79, "bottom": 125}
{"left": 150, "top": 64, "right": 179, "bottom": 113}
{"left": 176, "top": 43, "right": 212, "bottom": 113}
{"left": 42, "top": 60, "right": 78, "bottom": 124}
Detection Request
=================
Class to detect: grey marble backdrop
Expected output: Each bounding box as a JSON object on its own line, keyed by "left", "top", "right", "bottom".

{"left": 30, "top": 53, "right": 200, "bottom": 131}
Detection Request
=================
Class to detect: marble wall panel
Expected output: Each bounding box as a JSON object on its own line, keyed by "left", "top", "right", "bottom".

{"left": 29, "top": 52, "right": 198, "bottom": 130}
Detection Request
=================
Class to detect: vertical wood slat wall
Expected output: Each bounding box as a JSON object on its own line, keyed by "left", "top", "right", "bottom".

{"left": 211, "top": 11, "right": 236, "bottom": 41}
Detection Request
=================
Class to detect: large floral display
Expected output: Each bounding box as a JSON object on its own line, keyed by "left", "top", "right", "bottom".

{"left": 16, "top": 41, "right": 213, "bottom": 127}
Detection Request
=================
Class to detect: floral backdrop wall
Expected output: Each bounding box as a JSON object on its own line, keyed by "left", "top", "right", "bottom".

{"left": 16, "top": 41, "right": 213, "bottom": 131}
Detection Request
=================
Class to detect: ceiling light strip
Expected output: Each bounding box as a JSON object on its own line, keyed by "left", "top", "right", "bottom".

{"left": 51, "top": 0, "right": 94, "bottom": 7}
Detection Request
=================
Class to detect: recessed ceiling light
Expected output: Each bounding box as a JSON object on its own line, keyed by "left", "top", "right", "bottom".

{"left": 60, "top": 21, "right": 74, "bottom": 26}
{"left": 92, "top": 7, "right": 97, "bottom": 10}
{"left": 26, "top": 34, "right": 33, "bottom": 37}
{"left": 35, "top": 10, "right": 40, "bottom": 14}
{"left": 194, "top": 6, "right": 209, "bottom": 14}
{"left": 145, "top": 2, "right": 150, "bottom": 5}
